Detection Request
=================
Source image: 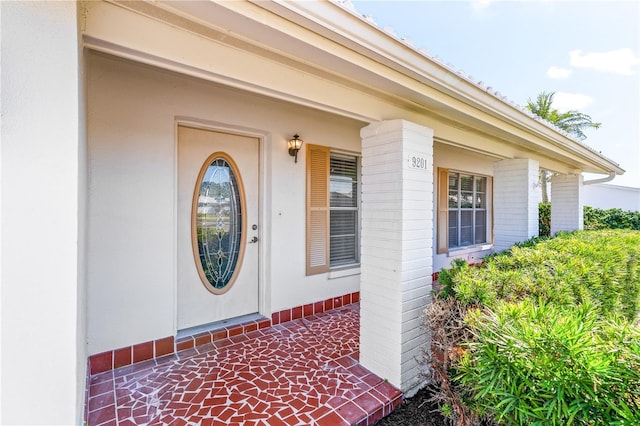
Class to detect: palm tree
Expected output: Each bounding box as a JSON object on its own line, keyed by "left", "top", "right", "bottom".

{"left": 526, "top": 91, "right": 601, "bottom": 140}
{"left": 526, "top": 91, "right": 602, "bottom": 202}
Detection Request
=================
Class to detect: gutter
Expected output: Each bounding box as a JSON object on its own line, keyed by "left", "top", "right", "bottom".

{"left": 583, "top": 171, "right": 617, "bottom": 186}
{"left": 258, "top": 1, "right": 624, "bottom": 176}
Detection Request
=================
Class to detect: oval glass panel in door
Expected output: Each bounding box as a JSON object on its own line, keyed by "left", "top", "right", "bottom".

{"left": 192, "top": 152, "right": 246, "bottom": 294}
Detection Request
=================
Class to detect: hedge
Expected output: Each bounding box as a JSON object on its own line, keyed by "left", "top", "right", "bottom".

{"left": 539, "top": 203, "right": 640, "bottom": 237}
{"left": 459, "top": 301, "right": 640, "bottom": 425}
{"left": 428, "top": 230, "right": 640, "bottom": 425}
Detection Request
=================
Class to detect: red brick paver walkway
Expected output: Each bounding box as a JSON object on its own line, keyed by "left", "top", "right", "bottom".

{"left": 86, "top": 303, "right": 402, "bottom": 425}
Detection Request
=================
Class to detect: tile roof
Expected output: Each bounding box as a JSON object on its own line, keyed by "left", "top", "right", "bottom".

{"left": 332, "top": 0, "right": 619, "bottom": 166}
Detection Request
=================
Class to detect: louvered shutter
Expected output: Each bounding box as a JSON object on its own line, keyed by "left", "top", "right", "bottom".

{"left": 437, "top": 168, "right": 449, "bottom": 254}
{"left": 306, "top": 144, "right": 330, "bottom": 275}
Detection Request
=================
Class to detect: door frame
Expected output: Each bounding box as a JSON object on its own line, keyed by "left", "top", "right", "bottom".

{"left": 174, "top": 117, "right": 271, "bottom": 332}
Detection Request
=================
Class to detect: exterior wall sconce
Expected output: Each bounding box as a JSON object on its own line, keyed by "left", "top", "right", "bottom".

{"left": 288, "top": 134, "right": 303, "bottom": 163}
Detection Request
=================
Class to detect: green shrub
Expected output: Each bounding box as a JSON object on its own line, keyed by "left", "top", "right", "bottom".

{"left": 427, "top": 230, "right": 640, "bottom": 425}
{"left": 436, "top": 258, "right": 468, "bottom": 300}
{"left": 448, "top": 230, "right": 640, "bottom": 322}
{"left": 458, "top": 301, "right": 640, "bottom": 425}
{"left": 540, "top": 203, "right": 640, "bottom": 237}
{"left": 584, "top": 206, "right": 640, "bottom": 231}
{"left": 539, "top": 202, "right": 551, "bottom": 237}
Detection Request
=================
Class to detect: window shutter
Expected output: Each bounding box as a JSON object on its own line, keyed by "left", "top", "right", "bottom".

{"left": 437, "top": 168, "right": 449, "bottom": 254}
{"left": 306, "top": 144, "right": 330, "bottom": 275}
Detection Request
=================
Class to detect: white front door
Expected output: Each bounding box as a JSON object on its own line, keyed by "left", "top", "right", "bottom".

{"left": 177, "top": 126, "right": 259, "bottom": 330}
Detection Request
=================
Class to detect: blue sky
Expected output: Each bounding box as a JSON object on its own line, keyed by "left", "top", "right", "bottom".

{"left": 351, "top": 0, "right": 639, "bottom": 187}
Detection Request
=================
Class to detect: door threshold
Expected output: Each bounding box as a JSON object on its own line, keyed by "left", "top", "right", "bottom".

{"left": 177, "top": 313, "right": 266, "bottom": 339}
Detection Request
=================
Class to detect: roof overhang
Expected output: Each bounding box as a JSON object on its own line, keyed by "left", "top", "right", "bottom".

{"left": 82, "top": 0, "right": 624, "bottom": 177}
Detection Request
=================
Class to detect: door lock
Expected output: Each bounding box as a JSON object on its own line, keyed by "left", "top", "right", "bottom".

{"left": 248, "top": 236, "right": 258, "bottom": 244}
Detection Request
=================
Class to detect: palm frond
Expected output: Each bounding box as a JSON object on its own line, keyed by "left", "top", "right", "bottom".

{"left": 526, "top": 91, "right": 601, "bottom": 140}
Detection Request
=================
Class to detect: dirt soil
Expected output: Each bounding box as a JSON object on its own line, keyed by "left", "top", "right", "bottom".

{"left": 376, "top": 386, "right": 447, "bottom": 426}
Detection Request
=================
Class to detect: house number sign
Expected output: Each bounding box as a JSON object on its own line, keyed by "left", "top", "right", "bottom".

{"left": 408, "top": 153, "right": 430, "bottom": 171}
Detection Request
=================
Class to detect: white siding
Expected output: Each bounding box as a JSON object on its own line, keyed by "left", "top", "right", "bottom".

{"left": 360, "top": 120, "right": 433, "bottom": 396}
{"left": 493, "top": 159, "right": 540, "bottom": 252}
{"left": 551, "top": 174, "right": 584, "bottom": 234}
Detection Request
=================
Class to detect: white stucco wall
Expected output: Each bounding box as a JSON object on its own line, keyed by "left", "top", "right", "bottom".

{"left": 1, "top": 2, "right": 86, "bottom": 424}
{"left": 432, "top": 144, "right": 495, "bottom": 271}
{"left": 86, "top": 52, "right": 363, "bottom": 354}
{"left": 583, "top": 183, "right": 640, "bottom": 211}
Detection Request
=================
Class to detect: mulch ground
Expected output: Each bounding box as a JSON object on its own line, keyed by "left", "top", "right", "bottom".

{"left": 376, "top": 386, "right": 447, "bottom": 426}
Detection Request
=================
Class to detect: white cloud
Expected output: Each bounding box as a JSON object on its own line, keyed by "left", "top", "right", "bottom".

{"left": 569, "top": 48, "right": 640, "bottom": 75}
{"left": 553, "top": 92, "right": 595, "bottom": 112}
{"left": 471, "top": 0, "right": 493, "bottom": 13}
{"left": 547, "top": 66, "right": 572, "bottom": 79}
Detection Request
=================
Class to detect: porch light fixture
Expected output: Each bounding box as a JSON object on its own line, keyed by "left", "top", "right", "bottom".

{"left": 288, "top": 134, "right": 303, "bottom": 163}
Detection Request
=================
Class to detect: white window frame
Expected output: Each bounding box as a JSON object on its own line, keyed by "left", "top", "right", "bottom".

{"left": 437, "top": 168, "right": 493, "bottom": 254}
{"left": 306, "top": 144, "right": 361, "bottom": 275}
{"left": 329, "top": 151, "right": 361, "bottom": 270}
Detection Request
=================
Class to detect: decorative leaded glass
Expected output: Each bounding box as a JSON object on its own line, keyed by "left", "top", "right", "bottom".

{"left": 193, "top": 155, "right": 244, "bottom": 292}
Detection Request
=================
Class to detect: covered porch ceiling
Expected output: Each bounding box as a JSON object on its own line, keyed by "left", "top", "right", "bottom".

{"left": 82, "top": 0, "right": 624, "bottom": 177}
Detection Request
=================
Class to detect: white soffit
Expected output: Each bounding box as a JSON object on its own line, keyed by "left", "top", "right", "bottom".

{"left": 86, "top": 0, "right": 623, "bottom": 176}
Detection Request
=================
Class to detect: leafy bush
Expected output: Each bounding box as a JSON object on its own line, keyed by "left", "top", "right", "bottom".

{"left": 539, "top": 202, "right": 551, "bottom": 237}
{"left": 426, "top": 230, "right": 640, "bottom": 426}
{"left": 584, "top": 206, "right": 640, "bottom": 231}
{"left": 450, "top": 230, "right": 640, "bottom": 321}
{"left": 459, "top": 301, "right": 640, "bottom": 425}
{"left": 436, "top": 258, "right": 468, "bottom": 300}
{"left": 539, "top": 203, "right": 640, "bottom": 237}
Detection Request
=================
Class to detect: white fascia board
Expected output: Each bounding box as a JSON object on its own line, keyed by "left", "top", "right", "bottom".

{"left": 83, "top": 1, "right": 387, "bottom": 122}
{"left": 90, "top": 0, "right": 622, "bottom": 176}
{"left": 252, "top": 1, "right": 624, "bottom": 176}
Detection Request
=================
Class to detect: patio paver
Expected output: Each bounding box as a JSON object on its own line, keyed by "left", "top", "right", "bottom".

{"left": 86, "top": 303, "right": 402, "bottom": 425}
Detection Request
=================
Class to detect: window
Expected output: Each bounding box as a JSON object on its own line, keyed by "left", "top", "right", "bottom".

{"left": 306, "top": 144, "right": 360, "bottom": 275}
{"left": 330, "top": 153, "right": 359, "bottom": 267}
{"left": 437, "top": 168, "right": 492, "bottom": 253}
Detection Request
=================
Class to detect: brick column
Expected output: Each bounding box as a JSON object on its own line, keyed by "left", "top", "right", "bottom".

{"left": 359, "top": 120, "right": 433, "bottom": 396}
{"left": 551, "top": 174, "right": 584, "bottom": 234}
{"left": 493, "top": 159, "right": 540, "bottom": 252}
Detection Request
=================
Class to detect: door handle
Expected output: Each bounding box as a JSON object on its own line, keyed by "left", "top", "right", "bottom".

{"left": 248, "top": 236, "right": 258, "bottom": 244}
